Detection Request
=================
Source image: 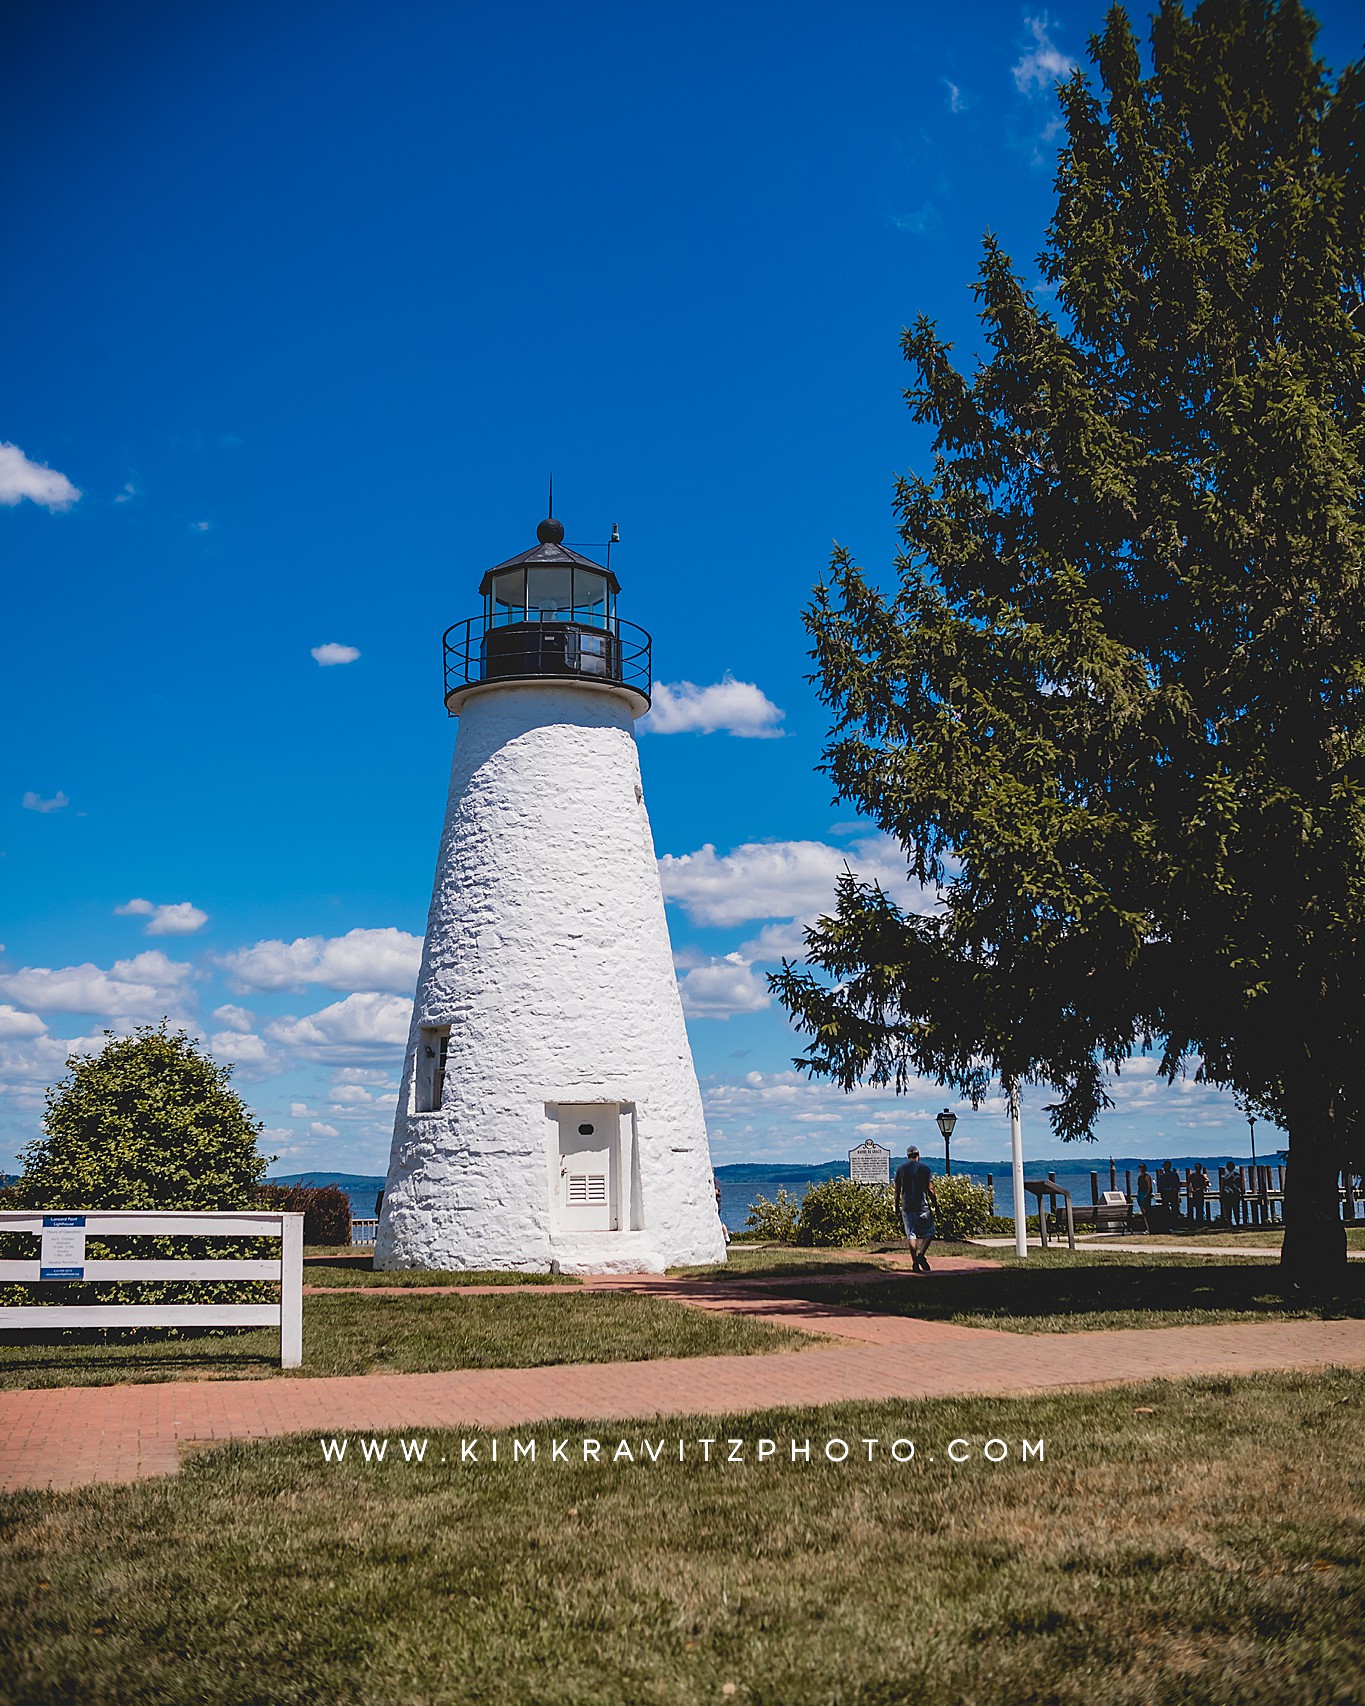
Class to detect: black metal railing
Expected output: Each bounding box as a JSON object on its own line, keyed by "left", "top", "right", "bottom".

{"left": 442, "top": 614, "right": 652, "bottom": 713}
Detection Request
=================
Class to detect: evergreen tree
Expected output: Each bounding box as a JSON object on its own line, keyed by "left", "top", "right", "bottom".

{"left": 12, "top": 1023, "right": 268, "bottom": 1210}
{"left": 774, "top": 0, "right": 1364, "bottom": 1286}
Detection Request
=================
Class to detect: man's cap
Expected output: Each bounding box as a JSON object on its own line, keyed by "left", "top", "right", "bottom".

{"left": 907, "top": 1146, "right": 920, "bottom": 1157}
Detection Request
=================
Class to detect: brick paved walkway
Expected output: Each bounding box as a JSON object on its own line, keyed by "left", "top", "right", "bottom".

{"left": 3, "top": 1306, "right": 1363, "bottom": 1493}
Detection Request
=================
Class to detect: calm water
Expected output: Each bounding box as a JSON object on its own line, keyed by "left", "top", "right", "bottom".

{"left": 271, "top": 1158, "right": 1276, "bottom": 1235}
{"left": 714, "top": 1157, "right": 1274, "bottom": 1231}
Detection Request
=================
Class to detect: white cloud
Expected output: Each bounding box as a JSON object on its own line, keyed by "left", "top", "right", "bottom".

{"left": 220, "top": 927, "right": 422, "bottom": 995}
{"left": 944, "top": 79, "right": 966, "bottom": 113}
{"left": 0, "top": 1005, "right": 46, "bottom": 1039}
{"left": 190, "top": 520, "right": 211, "bottom": 532}
{"left": 309, "top": 1121, "right": 341, "bottom": 1139}
{"left": 289, "top": 1102, "right": 316, "bottom": 1118}
{"left": 0, "top": 950, "right": 192, "bottom": 1018}
{"left": 265, "top": 992, "right": 411, "bottom": 1063}
{"left": 0, "top": 1030, "right": 112, "bottom": 1105}
{"left": 659, "top": 835, "right": 933, "bottom": 929}
{"left": 328, "top": 1083, "right": 375, "bottom": 1105}
{"left": 892, "top": 204, "right": 942, "bottom": 236}
{"left": 311, "top": 642, "right": 361, "bottom": 667}
{"left": 641, "top": 676, "right": 784, "bottom": 738}
{"left": 0, "top": 442, "right": 80, "bottom": 510}
{"left": 22, "top": 790, "right": 68, "bottom": 814}
{"left": 737, "top": 920, "right": 811, "bottom": 963}
{"left": 114, "top": 481, "right": 137, "bottom": 504}
{"left": 1013, "top": 14, "right": 1076, "bottom": 94}
{"left": 207, "top": 1030, "right": 277, "bottom": 1077}
{"left": 212, "top": 1003, "right": 254, "bottom": 1033}
{"left": 115, "top": 897, "right": 209, "bottom": 936}
{"left": 677, "top": 954, "right": 773, "bottom": 1020}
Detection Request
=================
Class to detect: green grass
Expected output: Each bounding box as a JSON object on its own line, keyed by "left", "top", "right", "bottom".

{"left": 1080, "top": 1227, "right": 1365, "bottom": 1252}
{"left": 2, "top": 1371, "right": 1361, "bottom": 1705}
{"left": 673, "top": 1245, "right": 894, "bottom": 1280}
{"left": 302, "top": 1253, "right": 581, "bottom": 1286}
{"left": 771, "top": 1248, "right": 1365, "bottom": 1334}
{"left": 0, "top": 1291, "right": 810, "bottom": 1390}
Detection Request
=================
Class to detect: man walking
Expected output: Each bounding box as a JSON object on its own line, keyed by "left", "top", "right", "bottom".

{"left": 894, "top": 1144, "right": 938, "bottom": 1274}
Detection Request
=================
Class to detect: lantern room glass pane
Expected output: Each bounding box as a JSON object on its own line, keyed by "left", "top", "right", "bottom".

{"left": 491, "top": 569, "right": 526, "bottom": 625}
{"left": 572, "top": 570, "right": 609, "bottom": 628}
{"left": 526, "top": 567, "right": 573, "bottom": 620}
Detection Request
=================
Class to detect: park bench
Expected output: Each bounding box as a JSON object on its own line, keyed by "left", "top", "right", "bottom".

{"left": 1069, "top": 1197, "right": 1133, "bottom": 1233}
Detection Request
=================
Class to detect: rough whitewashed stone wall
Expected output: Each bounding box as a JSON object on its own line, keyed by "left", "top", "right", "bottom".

{"left": 376, "top": 680, "right": 727, "bottom": 1272}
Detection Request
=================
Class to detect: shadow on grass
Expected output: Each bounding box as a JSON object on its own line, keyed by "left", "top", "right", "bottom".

{"left": 0, "top": 1329, "right": 284, "bottom": 1385}
{"left": 673, "top": 1246, "right": 895, "bottom": 1283}
{"left": 301, "top": 1256, "right": 578, "bottom": 1288}
{"left": 772, "top": 1252, "right": 1365, "bottom": 1333}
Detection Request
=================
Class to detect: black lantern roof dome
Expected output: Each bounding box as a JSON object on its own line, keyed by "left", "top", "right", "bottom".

{"left": 477, "top": 518, "right": 621, "bottom": 597}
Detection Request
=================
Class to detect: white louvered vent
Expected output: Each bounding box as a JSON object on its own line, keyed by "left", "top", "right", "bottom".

{"left": 568, "top": 1174, "right": 608, "bottom": 1205}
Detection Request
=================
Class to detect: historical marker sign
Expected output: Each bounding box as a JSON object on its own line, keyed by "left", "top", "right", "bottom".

{"left": 849, "top": 1140, "right": 891, "bottom": 1187}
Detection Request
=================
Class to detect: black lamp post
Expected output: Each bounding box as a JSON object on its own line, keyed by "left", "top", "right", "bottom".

{"left": 936, "top": 1108, "right": 958, "bottom": 1175}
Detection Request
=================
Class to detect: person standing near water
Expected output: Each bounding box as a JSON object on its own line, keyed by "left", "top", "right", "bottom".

{"left": 1136, "top": 1164, "right": 1155, "bottom": 1232}
{"left": 894, "top": 1145, "right": 938, "bottom": 1274}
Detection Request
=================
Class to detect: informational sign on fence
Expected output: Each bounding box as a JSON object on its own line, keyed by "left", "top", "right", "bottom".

{"left": 40, "top": 1214, "right": 86, "bottom": 1279}
{"left": 2, "top": 1209, "right": 304, "bottom": 1368}
{"left": 848, "top": 1140, "right": 891, "bottom": 1187}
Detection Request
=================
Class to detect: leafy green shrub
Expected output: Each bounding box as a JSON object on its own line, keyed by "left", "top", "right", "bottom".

{"left": 258, "top": 1183, "right": 352, "bottom": 1246}
{"left": 932, "top": 1175, "right": 995, "bottom": 1241}
{"left": 3, "top": 1024, "right": 272, "bottom": 1317}
{"left": 743, "top": 1188, "right": 801, "bottom": 1242}
{"left": 796, "top": 1177, "right": 899, "bottom": 1247}
{"left": 983, "top": 1213, "right": 1041, "bottom": 1236}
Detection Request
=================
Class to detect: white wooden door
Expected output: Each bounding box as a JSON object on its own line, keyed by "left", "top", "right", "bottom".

{"left": 556, "top": 1105, "right": 618, "bottom": 1231}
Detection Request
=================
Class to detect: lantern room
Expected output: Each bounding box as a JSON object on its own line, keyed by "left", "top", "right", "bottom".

{"left": 443, "top": 515, "right": 651, "bottom": 714}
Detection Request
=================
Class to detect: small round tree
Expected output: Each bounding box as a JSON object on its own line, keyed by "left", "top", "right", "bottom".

{"left": 11, "top": 1023, "right": 268, "bottom": 1210}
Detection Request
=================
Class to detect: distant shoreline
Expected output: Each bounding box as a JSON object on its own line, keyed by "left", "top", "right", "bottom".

{"left": 268, "top": 1152, "right": 1281, "bottom": 1194}
{"left": 276, "top": 1154, "right": 1286, "bottom": 1234}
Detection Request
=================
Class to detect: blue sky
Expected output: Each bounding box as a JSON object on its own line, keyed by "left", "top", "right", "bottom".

{"left": 5, "top": 1, "right": 1357, "bottom": 1175}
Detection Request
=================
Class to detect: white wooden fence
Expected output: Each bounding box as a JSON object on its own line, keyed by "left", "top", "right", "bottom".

{"left": 0, "top": 1210, "right": 303, "bottom": 1367}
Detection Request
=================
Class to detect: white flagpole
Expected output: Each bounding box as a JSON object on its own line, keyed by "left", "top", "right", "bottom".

{"left": 1009, "top": 1079, "right": 1028, "bottom": 1259}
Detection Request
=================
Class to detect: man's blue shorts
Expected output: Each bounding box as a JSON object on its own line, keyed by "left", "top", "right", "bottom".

{"left": 901, "top": 1207, "right": 935, "bottom": 1241}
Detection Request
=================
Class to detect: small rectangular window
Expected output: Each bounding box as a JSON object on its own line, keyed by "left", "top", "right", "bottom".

{"left": 415, "top": 1026, "right": 451, "bottom": 1113}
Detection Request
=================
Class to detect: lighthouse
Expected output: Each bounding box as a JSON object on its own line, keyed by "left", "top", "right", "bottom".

{"left": 375, "top": 513, "right": 728, "bottom": 1274}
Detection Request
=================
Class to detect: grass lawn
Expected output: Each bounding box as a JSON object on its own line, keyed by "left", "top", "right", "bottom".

{"left": 2, "top": 1370, "right": 1360, "bottom": 1705}
{"left": 1080, "top": 1227, "right": 1365, "bottom": 1252}
{"left": 768, "top": 1248, "right": 1365, "bottom": 1334}
{"left": 309, "top": 1247, "right": 896, "bottom": 1286}
{"left": 0, "top": 1291, "right": 809, "bottom": 1391}
{"left": 673, "top": 1245, "right": 894, "bottom": 1280}
{"left": 303, "top": 1252, "right": 581, "bottom": 1286}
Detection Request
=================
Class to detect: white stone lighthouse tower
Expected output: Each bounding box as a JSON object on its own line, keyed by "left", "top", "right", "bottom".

{"left": 376, "top": 513, "right": 727, "bottom": 1274}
